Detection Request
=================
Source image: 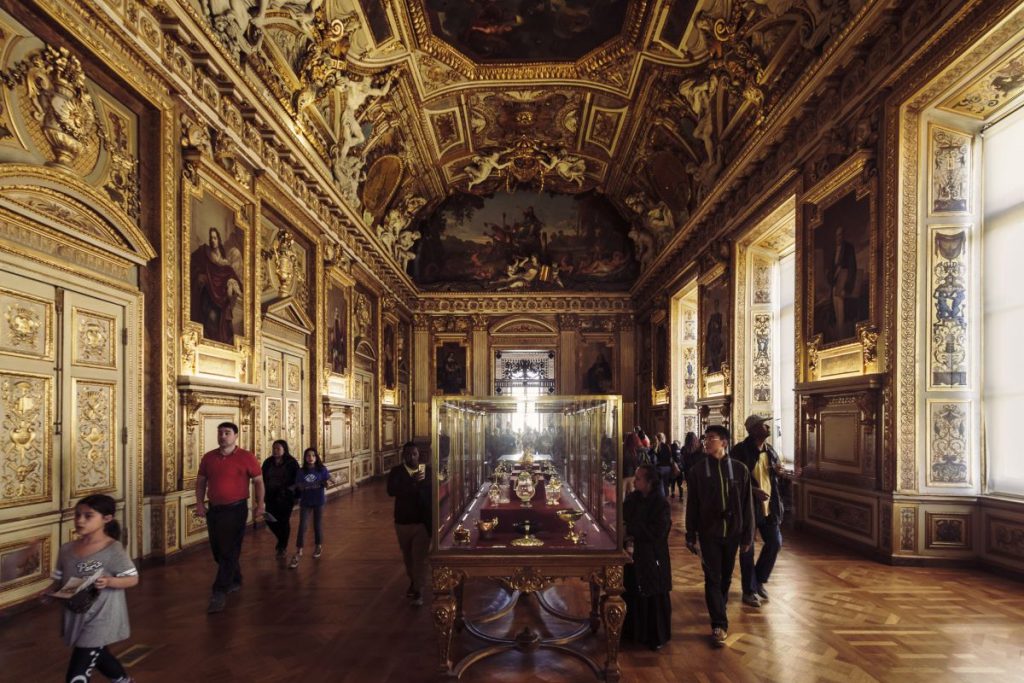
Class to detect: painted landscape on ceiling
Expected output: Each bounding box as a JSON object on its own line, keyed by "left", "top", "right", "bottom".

{"left": 424, "top": 0, "right": 629, "bottom": 63}
{"left": 409, "top": 191, "right": 638, "bottom": 292}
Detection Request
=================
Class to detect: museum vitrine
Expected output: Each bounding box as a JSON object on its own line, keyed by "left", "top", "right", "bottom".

{"left": 431, "top": 395, "right": 622, "bottom": 553}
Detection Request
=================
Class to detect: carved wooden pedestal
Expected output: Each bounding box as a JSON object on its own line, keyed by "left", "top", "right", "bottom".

{"left": 431, "top": 556, "right": 628, "bottom": 681}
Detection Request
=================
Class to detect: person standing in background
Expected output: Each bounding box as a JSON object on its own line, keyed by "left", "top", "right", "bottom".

{"left": 387, "top": 441, "right": 432, "bottom": 606}
{"left": 195, "top": 422, "right": 264, "bottom": 614}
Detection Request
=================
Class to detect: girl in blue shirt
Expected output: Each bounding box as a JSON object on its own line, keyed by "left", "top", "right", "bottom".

{"left": 289, "top": 448, "right": 334, "bottom": 567}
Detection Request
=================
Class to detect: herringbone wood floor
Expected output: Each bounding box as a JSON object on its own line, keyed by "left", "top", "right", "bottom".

{"left": 3, "top": 482, "right": 1023, "bottom": 682}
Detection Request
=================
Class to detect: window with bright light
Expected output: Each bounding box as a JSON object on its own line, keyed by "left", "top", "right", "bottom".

{"left": 983, "top": 110, "right": 1024, "bottom": 496}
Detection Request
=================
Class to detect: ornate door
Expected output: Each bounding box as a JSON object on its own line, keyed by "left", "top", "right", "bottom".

{"left": 0, "top": 271, "right": 127, "bottom": 607}
{"left": 262, "top": 344, "right": 307, "bottom": 455}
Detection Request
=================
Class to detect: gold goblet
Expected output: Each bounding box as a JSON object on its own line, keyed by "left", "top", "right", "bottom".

{"left": 556, "top": 509, "right": 585, "bottom": 544}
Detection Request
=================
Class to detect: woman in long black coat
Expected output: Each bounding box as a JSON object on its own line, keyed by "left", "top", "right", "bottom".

{"left": 622, "top": 464, "right": 673, "bottom": 650}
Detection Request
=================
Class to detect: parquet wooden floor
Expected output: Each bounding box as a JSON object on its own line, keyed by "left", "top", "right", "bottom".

{"left": 3, "top": 482, "right": 1024, "bottom": 682}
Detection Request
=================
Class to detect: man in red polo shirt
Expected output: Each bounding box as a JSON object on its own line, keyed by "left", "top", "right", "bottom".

{"left": 195, "top": 421, "right": 265, "bottom": 614}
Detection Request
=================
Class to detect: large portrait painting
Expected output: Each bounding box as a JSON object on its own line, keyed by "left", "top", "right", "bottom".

{"left": 189, "top": 194, "right": 245, "bottom": 346}
{"left": 580, "top": 340, "right": 614, "bottom": 394}
{"left": 811, "top": 190, "right": 872, "bottom": 345}
{"left": 653, "top": 319, "right": 669, "bottom": 391}
{"left": 382, "top": 322, "right": 396, "bottom": 390}
{"left": 325, "top": 280, "right": 348, "bottom": 375}
{"left": 700, "top": 273, "right": 729, "bottom": 375}
{"left": 409, "top": 191, "right": 637, "bottom": 292}
{"left": 435, "top": 341, "right": 467, "bottom": 395}
{"left": 423, "top": 0, "right": 629, "bottom": 63}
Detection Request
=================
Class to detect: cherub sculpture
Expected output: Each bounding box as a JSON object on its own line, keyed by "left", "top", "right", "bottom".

{"left": 542, "top": 149, "right": 587, "bottom": 187}
{"left": 464, "top": 150, "right": 509, "bottom": 190}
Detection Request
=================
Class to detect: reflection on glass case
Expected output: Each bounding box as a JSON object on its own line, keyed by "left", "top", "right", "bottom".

{"left": 432, "top": 395, "right": 622, "bottom": 553}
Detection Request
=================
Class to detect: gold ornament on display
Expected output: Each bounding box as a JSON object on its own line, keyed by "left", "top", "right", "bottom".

{"left": 556, "top": 508, "right": 586, "bottom": 545}
{"left": 515, "top": 469, "right": 535, "bottom": 507}
{"left": 510, "top": 520, "right": 543, "bottom": 547}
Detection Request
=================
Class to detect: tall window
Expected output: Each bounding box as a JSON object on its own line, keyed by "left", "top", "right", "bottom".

{"left": 671, "top": 284, "right": 699, "bottom": 440}
{"left": 983, "top": 110, "right": 1024, "bottom": 496}
{"left": 775, "top": 251, "right": 796, "bottom": 466}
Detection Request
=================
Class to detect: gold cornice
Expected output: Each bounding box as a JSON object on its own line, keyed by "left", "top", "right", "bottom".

{"left": 417, "top": 293, "right": 632, "bottom": 316}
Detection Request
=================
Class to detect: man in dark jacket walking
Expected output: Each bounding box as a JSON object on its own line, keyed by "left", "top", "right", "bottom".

{"left": 733, "top": 414, "right": 785, "bottom": 608}
{"left": 685, "top": 425, "right": 754, "bottom": 648}
{"left": 387, "top": 441, "right": 432, "bottom": 606}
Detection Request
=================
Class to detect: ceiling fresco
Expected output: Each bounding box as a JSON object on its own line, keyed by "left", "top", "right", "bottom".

{"left": 422, "top": 0, "right": 631, "bottom": 63}
{"left": 409, "top": 191, "right": 638, "bottom": 291}
{"left": 197, "top": 0, "right": 862, "bottom": 291}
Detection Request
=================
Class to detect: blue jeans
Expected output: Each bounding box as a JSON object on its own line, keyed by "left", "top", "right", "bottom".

{"left": 296, "top": 504, "right": 323, "bottom": 548}
{"left": 740, "top": 520, "right": 782, "bottom": 595}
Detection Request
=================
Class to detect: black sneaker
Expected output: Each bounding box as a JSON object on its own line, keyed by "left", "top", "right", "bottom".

{"left": 405, "top": 583, "right": 417, "bottom": 598}
{"left": 227, "top": 582, "right": 242, "bottom": 594}
{"left": 756, "top": 586, "right": 769, "bottom": 602}
{"left": 207, "top": 592, "right": 226, "bottom": 614}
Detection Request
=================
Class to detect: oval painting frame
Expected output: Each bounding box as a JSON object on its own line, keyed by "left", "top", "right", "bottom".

{"left": 362, "top": 155, "right": 404, "bottom": 219}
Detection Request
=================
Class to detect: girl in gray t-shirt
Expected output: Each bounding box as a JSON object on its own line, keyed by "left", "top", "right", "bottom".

{"left": 50, "top": 494, "right": 138, "bottom": 682}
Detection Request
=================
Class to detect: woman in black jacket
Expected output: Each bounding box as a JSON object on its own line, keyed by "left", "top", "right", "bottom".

{"left": 261, "top": 439, "right": 300, "bottom": 560}
{"left": 622, "top": 464, "right": 673, "bottom": 650}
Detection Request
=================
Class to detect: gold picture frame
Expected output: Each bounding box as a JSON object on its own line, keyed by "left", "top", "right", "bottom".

{"left": 801, "top": 150, "right": 880, "bottom": 382}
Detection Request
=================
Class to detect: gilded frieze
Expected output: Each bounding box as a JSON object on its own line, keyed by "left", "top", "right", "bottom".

{"left": 752, "top": 313, "right": 771, "bottom": 404}
{"left": 0, "top": 371, "right": 52, "bottom": 508}
{"left": 938, "top": 40, "right": 1024, "bottom": 120}
{"left": 928, "top": 227, "right": 969, "bottom": 389}
{"left": 0, "top": 288, "right": 52, "bottom": 360}
{"left": 928, "top": 125, "right": 972, "bottom": 215}
{"left": 926, "top": 400, "right": 970, "bottom": 487}
{"left": 71, "top": 379, "right": 116, "bottom": 497}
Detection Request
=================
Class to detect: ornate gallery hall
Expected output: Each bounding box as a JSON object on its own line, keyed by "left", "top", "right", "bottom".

{"left": 2, "top": 0, "right": 1024, "bottom": 680}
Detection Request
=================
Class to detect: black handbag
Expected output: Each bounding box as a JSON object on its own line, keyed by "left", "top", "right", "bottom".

{"left": 66, "top": 585, "right": 99, "bottom": 614}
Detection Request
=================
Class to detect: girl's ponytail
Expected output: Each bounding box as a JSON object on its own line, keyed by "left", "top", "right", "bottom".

{"left": 76, "top": 494, "right": 121, "bottom": 541}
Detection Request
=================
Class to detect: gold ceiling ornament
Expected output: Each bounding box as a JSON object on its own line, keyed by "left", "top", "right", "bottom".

{"left": 0, "top": 45, "right": 97, "bottom": 168}
{"left": 292, "top": 10, "right": 358, "bottom": 114}
{"left": 692, "top": 8, "right": 768, "bottom": 124}
{"left": 463, "top": 137, "right": 589, "bottom": 194}
{"left": 378, "top": 195, "right": 426, "bottom": 268}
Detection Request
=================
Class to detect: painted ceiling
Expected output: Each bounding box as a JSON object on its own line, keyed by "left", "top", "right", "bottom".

{"left": 206, "top": 0, "right": 861, "bottom": 291}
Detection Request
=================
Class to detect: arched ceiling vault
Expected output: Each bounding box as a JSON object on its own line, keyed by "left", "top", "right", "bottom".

{"left": 209, "top": 0, "right": 861, "bottom": 290}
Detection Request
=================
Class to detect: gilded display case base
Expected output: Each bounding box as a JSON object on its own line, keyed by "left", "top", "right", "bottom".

{"left": 430, "top": 559, "right": 627, "bottom": 681}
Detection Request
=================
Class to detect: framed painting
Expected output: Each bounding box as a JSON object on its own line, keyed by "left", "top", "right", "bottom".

{"left": 435, "top": 340, "right": 467, "bottom": 395}
{"left": 699, "top": 261, "right": 731, "bottom": 398}
{"left": 802, "top": 151, "right": 879, "bottom": 380}
{"left": 182, "top": 179, "right": 250, "bottom": 350}
{"left": 325, "top": 278, "right": 349, "bottom": 376}
{"left": 382, "top": 320, "right": 396, "bottom": 390}
{"left": 579, "top": 338, "right": 615, "bottom": 394}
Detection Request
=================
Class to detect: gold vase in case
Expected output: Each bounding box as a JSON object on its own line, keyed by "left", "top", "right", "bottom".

{"left": 515, "top": 470, "right": 536, "bottom": 507}
{"left": 556, "top": 509, "right": 585, "bottom": 545}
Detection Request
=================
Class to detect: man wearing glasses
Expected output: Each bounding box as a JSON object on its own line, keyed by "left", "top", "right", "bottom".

{"left": 684, "top": 425, "right": 754, "bottom": 648}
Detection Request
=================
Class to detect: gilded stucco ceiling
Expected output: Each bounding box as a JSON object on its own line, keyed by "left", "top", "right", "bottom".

{"left": 197, "top": 0, "right": 861, "bottom": 290}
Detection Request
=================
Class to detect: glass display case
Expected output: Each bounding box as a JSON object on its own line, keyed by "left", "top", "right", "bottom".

{"left": 432, "top": 395, "right": 622, "bottom": 553}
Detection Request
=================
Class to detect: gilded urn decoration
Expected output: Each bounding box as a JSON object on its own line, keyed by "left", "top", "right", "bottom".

{"left": 2, "top": 45, "right": 98, "bottom": 167}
